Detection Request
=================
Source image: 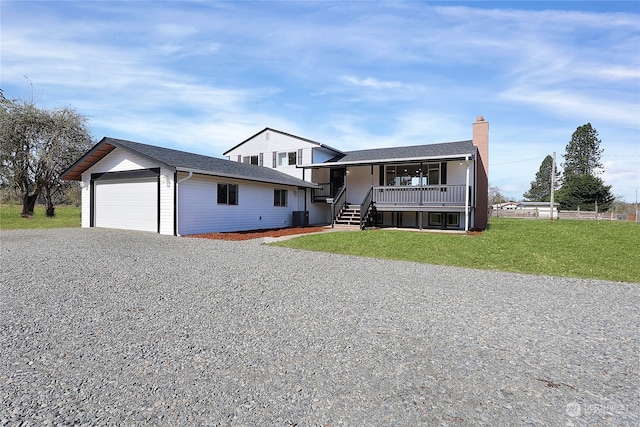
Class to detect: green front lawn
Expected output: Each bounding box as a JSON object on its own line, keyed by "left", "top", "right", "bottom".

{"left": 0, "top": 204, "right": 81, "bottom": 230}
{"left": 273, "top": 218, "right": 640, "bottom": 283}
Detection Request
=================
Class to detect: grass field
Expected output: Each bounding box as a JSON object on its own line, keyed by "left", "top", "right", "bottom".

{"left": 2, "top": 206, "right": 638, "bottom": 283}
{"left": 273, "top": 218, "right": 640, "bottom": 283}
{"left": 0, "top": 204, "right": 81, "bottom": 229}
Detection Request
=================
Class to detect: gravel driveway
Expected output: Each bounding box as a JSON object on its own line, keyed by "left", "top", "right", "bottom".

{"left": 1, "top": 228, "right": 638, "bottom": 426}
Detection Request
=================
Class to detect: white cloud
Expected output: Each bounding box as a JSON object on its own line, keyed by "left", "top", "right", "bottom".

{"left": 342, "top": 76, "right": 403, "bottom": 90}
{"left": 500, "top": 87, "right": 640, "bottom": 127}
{"left": 2, "top": 0, "right": 638, "bottom": 201}
{"left": 597, "top": 66, "right": 640, "bottom": 80}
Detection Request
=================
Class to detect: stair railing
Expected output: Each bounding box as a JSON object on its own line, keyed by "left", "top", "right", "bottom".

{"left": 331, "top": 186, "right": 347, "bottom": 228}
{"left": 359, "top": 186, "right": 374, "bottom": 230}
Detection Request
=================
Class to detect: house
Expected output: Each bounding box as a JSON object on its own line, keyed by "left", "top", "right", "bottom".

{"left": 492, "top": 202, "right": 521, "bottom": 210}
{"left": 519, "top": 202, "right": 559, "bottom": 219}
{"left": 225, "top": 117, "right": 489, "bottom": 231}
{"left": 62, "top": 116, "right": 489, "bottom": 234}
{"left": 61, "top": 137, "right": 319, "bottom": 235}
{"left": 223, "top": 128, "right": 344, "bottom": 225}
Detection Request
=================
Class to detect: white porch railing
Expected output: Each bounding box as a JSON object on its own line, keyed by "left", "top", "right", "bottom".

{"left": 372, "top": 185, "right": 468, "bottom": 206}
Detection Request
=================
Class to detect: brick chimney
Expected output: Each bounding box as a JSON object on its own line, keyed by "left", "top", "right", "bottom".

{"left": 472, "top": 116, "right": 489, "bottom": 229}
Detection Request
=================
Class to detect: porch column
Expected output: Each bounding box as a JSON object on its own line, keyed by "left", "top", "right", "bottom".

{"left": 419, "top": 162, "right": 423, "bottom": 206}
{"left": 370, "top": 165, "right": 374, "bottom": 187}
{"left": 344, "top": 167, "right": 348, "bottom": 202}
{"left": 465, "top": 157, "right": 470, "bottom": 232}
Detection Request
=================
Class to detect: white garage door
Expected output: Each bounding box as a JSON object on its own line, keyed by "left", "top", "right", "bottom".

{"left": 94, "top": 178, "right": 158, "bottom": 232}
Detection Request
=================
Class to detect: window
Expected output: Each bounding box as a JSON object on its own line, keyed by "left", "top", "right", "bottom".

{"left": 428, "top": 212, "right": 459, "bottom": 228}
{"left": 243, "top": 155, "right": 259, "bottom": 165}
{"left": 274, "top": 189, "right": 287, "bottom": 207}
{"left": 427, "top": 164, "right": 440, "bottom": 185}
{"left": 278, "top": 151, "right": 297, "bottom": 166}
{"left": 428, "top": 212, "right": 443, "bottom": 226}
{"left": 385, "top": 163, "right": 440, "bottom": 186}
{"left": 217, "top": 183, "right": 238, "bottom": 205}
{"left": 446, "top": 213, "right": 459, "bottom": 227}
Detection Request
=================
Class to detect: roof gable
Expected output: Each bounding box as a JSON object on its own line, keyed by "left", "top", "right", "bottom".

{"left": 223, "top": 127, "right": 343, "bottom": 156}
{"left": 61, "top": 137, "right": 318, "bottom": 189}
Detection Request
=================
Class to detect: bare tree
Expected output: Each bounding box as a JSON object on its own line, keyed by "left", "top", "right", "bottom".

{"left": 0, "top": 92, "right": 93, "bottom": 217}
{"left": 488, "top": 184, "right": 506, "bottom": 206}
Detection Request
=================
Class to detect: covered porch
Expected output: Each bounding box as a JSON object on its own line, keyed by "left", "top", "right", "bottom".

{"left": 310, "top": 166, "right": 475, "bottom": 231}
{"left": 301, "top": 141, "right": 479, "bottom": 231}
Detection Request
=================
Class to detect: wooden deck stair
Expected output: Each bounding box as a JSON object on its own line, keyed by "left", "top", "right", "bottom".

{"left": 334, "top": 204, "right": 361, "bottom": 226}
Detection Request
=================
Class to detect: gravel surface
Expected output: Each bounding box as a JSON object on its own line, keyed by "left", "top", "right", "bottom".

{"left": 1, "top": 228, "right": 638, "bottom": 426}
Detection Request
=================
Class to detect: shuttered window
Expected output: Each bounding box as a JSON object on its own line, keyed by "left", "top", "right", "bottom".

{"left": 243, "top": 155, "right": 259, "bottom": 165}
{"left": 277, "top": 152, "right": 297, "bottom": 166}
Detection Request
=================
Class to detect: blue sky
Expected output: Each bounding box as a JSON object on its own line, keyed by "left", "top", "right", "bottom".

{"left": 2, "top": 1, "right": 639, "bottom": 202}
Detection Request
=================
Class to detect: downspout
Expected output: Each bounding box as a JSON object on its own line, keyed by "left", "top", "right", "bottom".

{"left": 175, "top": 171, "right": 193, "bottom": 236}
{"left": 465, "top": 156, "right": 470, "bottom": 232}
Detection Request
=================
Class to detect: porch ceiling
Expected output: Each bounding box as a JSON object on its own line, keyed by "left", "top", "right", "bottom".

{"left": 303, "top": 154, "right": 474, "bottom": 168}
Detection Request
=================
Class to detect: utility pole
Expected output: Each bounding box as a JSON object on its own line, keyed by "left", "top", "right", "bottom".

{"left": 550, "top": 152, "right": 556, "bottom": 220}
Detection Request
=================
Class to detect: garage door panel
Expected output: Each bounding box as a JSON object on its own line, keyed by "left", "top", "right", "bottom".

{"left": 95, "top": 178, "right": 158, "bottom": 232}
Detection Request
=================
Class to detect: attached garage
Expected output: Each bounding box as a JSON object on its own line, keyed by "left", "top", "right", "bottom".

{"left": 61, "top": 137, "right": 318, "bottom": 236}
{"left": 92, "top": 170, "right": 159, "bottom": 232}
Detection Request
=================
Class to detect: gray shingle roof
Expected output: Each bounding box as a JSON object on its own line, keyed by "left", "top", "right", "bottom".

{"left": 63, "top": 137, "right": 318, "bottom": 189}
{"left": 323, "top": 140, "right": 476, "bottom": 165}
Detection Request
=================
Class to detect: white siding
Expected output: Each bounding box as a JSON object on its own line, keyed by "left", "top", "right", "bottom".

{"left": 91, "top": 148, "right": 158, "bottom": 172}
{"left": 308, "top": 199, "right": 331, "bottom": 225}
{"left": 79, "top": 149, "right": 177, "bottom": 235}
{"left": 225, "top": 130, "right": 344, "bottom": 184}
{"left": 82, "top": 149, "right": 159, "bottom": 229}
{"left": 447, "top": 161, "right": 475, "bottom": 186}
{"left": 226, "top": 130, "right": 318, "bottom": 163}
{"left": 159, "top": 168, "right": 175, "bottom": 235}
{"left": 80, "top": 173, "right": 91, "bottom": 228}
{"left": 309, "top": 148, "right": 339, "bottom": 165}
{"left": 176, "top": 173, "right": 304, "bottom": 235}
{"left": 345, "top": 166, "right": 374, "bottom": 204}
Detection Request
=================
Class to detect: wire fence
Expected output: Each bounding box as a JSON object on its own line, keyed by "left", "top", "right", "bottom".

{"left": 490, "top": 208, "right": 638, "bottom": 222}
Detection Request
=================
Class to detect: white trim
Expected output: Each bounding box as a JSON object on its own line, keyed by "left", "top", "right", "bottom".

{"left": 175, "top": 167, "right": 319, "bottom": 189}
{"left": 465, "top": 157, "right": 470, "bottom": 232}
{"left": 301, "top": 153, "right": 475, "bottom": 168}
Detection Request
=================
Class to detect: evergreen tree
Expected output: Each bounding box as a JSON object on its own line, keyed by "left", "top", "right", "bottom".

{"left": 523, "top": 155, "right": 558, "bottom": 202}
{"left": 562, "top": 123, "right": 603, "bottom": 179}
{"left": 557, "top": 174, "right": 614, "bottom": 212}
{"left": 558, "top": 123, "right": 614, "bottom": 211}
